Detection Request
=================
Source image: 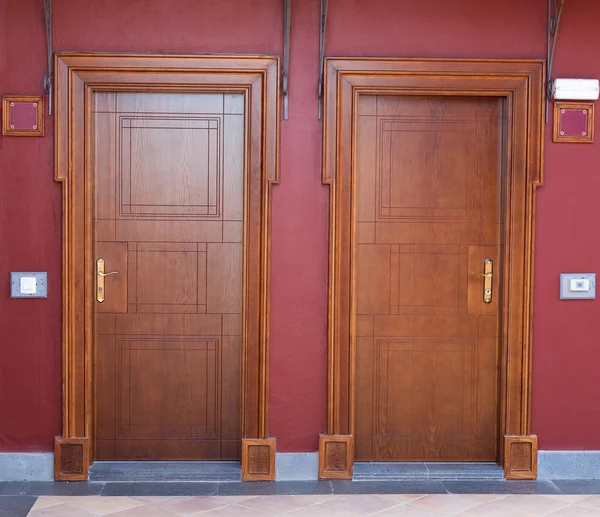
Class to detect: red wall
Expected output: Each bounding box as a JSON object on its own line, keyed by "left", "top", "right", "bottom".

{"left": 1, "top": 0, "right": 599, "bottom": 453}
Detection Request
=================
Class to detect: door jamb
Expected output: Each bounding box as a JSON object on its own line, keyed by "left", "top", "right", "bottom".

{"left": 53, "top": 53, "right": 279, "bottom": 481}
{"left": 318, "top": 58, "right": 544, "bottom": 481}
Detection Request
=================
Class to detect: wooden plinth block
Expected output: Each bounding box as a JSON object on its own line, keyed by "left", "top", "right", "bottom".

{"left": 241, "top": 438, "right": 276, "bottom": 481}
{"left": 54, "top": 437, "right": 89, "bottom": 481}
{"left": 504, "top": 435, "right": 538, "bottom": 480}
{"left": 318, "top": 434, "right": 354, "bottom": 480}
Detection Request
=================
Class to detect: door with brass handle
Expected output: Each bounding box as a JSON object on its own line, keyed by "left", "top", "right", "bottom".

{"left": 470, "top": 258, "right": 493, "bottom": 303}
{"left": 97, "top": 258, "right": 119, "bottom": 303}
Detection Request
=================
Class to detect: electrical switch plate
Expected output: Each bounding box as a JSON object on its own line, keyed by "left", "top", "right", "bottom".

{"left": 560, "top": 273, "right": 596, "bottom": 300}
{"left": 10, "top": 272, "right": 48, "bottom": 298}
{"left": 20, "top": 277, "right": 36, "bottom": 294}
{"left": 570, "top": 278, "right": 590, "bottom": 292}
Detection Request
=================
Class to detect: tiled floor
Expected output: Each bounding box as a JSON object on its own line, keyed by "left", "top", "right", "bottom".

{"left": 3, "top": 481, "right": 600, "bottom": 517}
{"left": 22, "top": 494, "right": 600, "bottom": 516}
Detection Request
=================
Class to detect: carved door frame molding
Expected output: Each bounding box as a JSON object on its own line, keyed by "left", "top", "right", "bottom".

{"left": 53, "top": 53, "right": 279, "bottom": 481}
{"left": 318, "top": 58, "right": 544, "bottom": 480}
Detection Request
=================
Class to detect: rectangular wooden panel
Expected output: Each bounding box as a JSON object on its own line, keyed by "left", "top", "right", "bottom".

{"left": 96, "top": 242, "right": 127, "bottom": 314}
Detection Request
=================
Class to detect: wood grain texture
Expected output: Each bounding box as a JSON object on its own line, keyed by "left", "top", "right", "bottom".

{"left": 321, "top": 58, "right": 544, "bottom": 475}
{"left": 54, "top": 54, "right": 279, "bottom": 476}
{"left": 54, "top": 437, "right": 89, "bottom": 481}
{"left": 355, "top": 96, "right": 502, "bottom": 461}
{"left": 241, "top": 438, "right": 276, "bottom": 481}
{"left": 504, "top": 435, "right": 538, "bottom": 480}
{"left": 318, "top": 434, "right": 354, "bottom": 480}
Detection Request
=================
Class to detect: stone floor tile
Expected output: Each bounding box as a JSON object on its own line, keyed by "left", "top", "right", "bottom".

{"left": 285, "top": 504, "right": 366, "bottom": 517}
{"left": 543, "top": 505, "right": 600, "bottom": 517}
{"left": 552, "top": 481, "right": 600, "bottom": 495}
{"left": 573, "top": 495, "right": 600, "bottom": 509}
{"left": 127, "top": 497, "right": 175, "bottom": 504}
{"left": 540, "top": 495, "right": 593, "bottom": 504}
{"left": 0, "top": 483, "right": 104, "bottom": 497}
{"left": 458, "top": 502, "right": 538, "bottom": 516}
{"left": 443, "top": 481, "right": 561, "bottom": 495}
{"left": 377, "top": 504, "right": 447, "bottom": 516}
{"left": 495, "top": 494, "right": 571, "bottom": 515}
{"left": 101, "top": 483, "right": 218, "bottom": 497}
{"left": 464, "top": 495, "right": 508, "bottom": 503}
{"left": 27, "top": 504, "right": 97, "bottom": 517}
{"left": 201, "top": 503, "right": 269, "bottom": 516}
{"left": 0, "top": 496, "right": 38, "bottom": 517}
{"left": 379, "top": 495, "right": 427, "bottom": 503}
{"left": 321, "top": 494, "right": 401, "bottom": 514}
{"left": 88, "top": 504, "right": 179, "bottom": 517}
{"left": 28, "top": 499, "right": 62, "bottom": 511}
{"left": 53, "top": 497, "right": 144, "bottom": 515}
{"left": 410, "top": 494, "right": 483, "bottom": 514}
{"left": 292, "top": 494, "right": 339, "bottom": 504}
{"left": 156, "top": 496, "right": 234, "bottom": 515}
{"left": 236, "top": 495, "right": 314, "bottom": 515}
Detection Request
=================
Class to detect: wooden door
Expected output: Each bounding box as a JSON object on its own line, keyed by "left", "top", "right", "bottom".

{"left": 355, "top": 95, "right": 504, "bottom": 462}
{"left": 93, "top": 92, "right": 244, "bottom": 460}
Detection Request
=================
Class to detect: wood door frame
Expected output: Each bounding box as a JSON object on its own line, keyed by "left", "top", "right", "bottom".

{"left": 53, "top": 53, "right": 279, "bottom": 481}
{"left": 318, "top": 58, "right": 544, "bottom": 481}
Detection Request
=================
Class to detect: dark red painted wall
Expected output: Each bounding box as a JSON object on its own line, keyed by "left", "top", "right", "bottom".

{"left": 1, "top": 0, "right": 599, "bottom": 453}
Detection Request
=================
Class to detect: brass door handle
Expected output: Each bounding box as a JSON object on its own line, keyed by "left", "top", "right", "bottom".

{"left": 97, "top": 258, "right": 118, "bottom": 303}
{"left": 470, "top": 258, "right": 493, "bottom": 303}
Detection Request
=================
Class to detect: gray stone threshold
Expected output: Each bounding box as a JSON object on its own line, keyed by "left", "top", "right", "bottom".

{"left": 353, "top": 462, "right": 504, "bottom": 481}
{"left": 89, "top": 461, "right": 241, "bottom": 482}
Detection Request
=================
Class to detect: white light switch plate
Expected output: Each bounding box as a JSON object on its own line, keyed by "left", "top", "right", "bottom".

{"left": 20, "top": 277, "right": 37, "bottom": 294}
{"left": 10, "top": 272, "right": 48, "bottom": 298}
{"left": 560, "top": 273, "right": 596, "bottom": 299}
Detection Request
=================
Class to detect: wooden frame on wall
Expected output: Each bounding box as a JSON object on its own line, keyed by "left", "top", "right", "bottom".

{"left": 319, "top": 58, "right": 545, "bottom": 480}
{"left": 553, "top": 101, "right": 595, "bottom": 143}
{"left": 2, "top": 95, "right": 44, "bottom": 136}
{"left": 53, "top": 53, "right": 279, "bottom": 481}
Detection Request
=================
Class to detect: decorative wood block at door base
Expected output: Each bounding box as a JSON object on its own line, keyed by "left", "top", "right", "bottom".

{"left": 504, "top": 435, "right": 538, "bottom": 480}
{"left": 318, "top": 435, "right": 354, "bottom": 480}
{"left": 54, "top": 437, "right": 90, "bottom": 481}
{"left": 241, "top": 438, "right": 276, "bottom": 481}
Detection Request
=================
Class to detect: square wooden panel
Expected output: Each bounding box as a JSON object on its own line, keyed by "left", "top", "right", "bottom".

{"left": 118, "top": 338, "right": 219, "bottom": 438}
{"left": 2, "top": 96, "right": 44, "bottom": 136}
{"left": 318, "top": 434, "right": 354, "bottom": 479}
{"left": 504, "top": 435, "right": 538, "bottom": 480}
{"left": 54, "top": 437, "right": 89, "bottom": 481}
{"left": 375, "top": 340, "right": 476, "bottom": 440}
{"left": 241, "top": 438, "right": 276, "bottom": 481}
{"left": 119, "top": 116, "right": 220, "bottom": 218}
{"left": 553, "top": 102, "right": 595, "bottom": 143}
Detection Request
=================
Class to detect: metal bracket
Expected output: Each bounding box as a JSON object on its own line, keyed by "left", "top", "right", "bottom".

{"left": 318, "top": 0, "right": 329, "bottom": 120}
{"left": 282, "top": 0, "right": 291, "bottom": 120}
{"left": 43, "top": 0, "right": 53, "bottom": 115}
{"left": 546, "top": 0, "right": 565, "bottom": 123}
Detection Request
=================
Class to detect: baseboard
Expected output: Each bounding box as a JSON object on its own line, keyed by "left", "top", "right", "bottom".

{"left": 276, "top": 453, "right": 318, "bottom": 480}
{"left": 538, "top": 451, "right": 600, "bottom": 479}
{"left": 8, "top": 450, "right": 595, "bottom": 481}
{"left": 0, "top": 453, "right": 54, "bottom": 481}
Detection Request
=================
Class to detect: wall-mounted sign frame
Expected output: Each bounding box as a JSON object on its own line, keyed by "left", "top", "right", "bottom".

{"left": 553, "top": 102, "right": 595, "bottom": 143}
{"left": 2, "top": 95, "right": 44, "bottom": 137}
